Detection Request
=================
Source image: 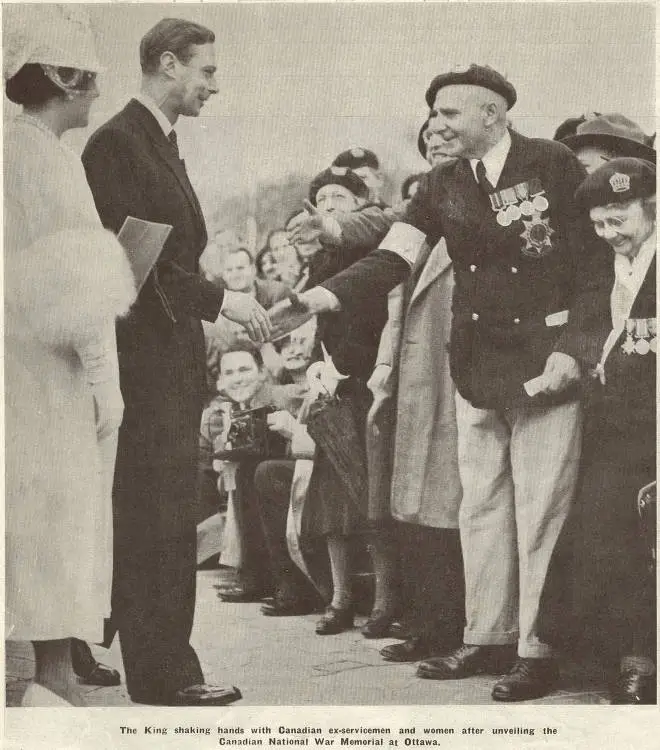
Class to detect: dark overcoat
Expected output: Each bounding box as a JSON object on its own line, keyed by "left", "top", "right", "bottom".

{"left": 82, "top": 99, "right": 224, "bottom": 700}
{"left": 539, "top": 258, "right": 656, "bottom": 662}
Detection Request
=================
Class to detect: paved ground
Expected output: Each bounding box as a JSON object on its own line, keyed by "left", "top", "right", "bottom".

{"left": 6, "top": 567, "right": 609, "bottom": 707}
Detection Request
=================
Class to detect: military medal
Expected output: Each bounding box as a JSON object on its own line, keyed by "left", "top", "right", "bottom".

{"left": 514, "top": 182, "right": 535, "bottom": 217}
{"left": 520, "top": 212, "right": 555, "bottom": 257}
{"left": 633, "top": 318, "right": 651, "bottom": 354}
{"left": 507, "top": 204, "right": 522, "bottom": 222}
{"left": 621, "top": 319, "right": 636, "bottom": 355}
{"left": 490, "top": 191, "right": 511, "bottom": 226}
{"left": 528, "top": 177, "right": 550, "bottom": 213}
{"left": 649, "top": 318, "right": 657, "bottom": 353}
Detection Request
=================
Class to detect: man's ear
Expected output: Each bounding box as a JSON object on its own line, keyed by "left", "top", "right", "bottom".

{"left": 159, "top": 50, "right": 178, "bottom": 79}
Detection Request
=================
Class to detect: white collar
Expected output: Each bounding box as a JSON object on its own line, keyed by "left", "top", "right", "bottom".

{"left": 470, "top": 129, "right": 512, "bottom": 188}
{"left": 135, "top": 92, "right": 173, "bottom": 137}
{"left": 613, "top": 230, "right": 656, "bottom": 296}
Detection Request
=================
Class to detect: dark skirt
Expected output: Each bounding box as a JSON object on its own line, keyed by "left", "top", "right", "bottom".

{"left": 538, "top": 410, "right": 656, "bottom": 663}
{"left": 303, "top": 379, "right": 371, "bottom": 538}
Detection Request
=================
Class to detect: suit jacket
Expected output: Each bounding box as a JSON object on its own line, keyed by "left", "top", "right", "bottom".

{"left": 323, "top": 130, "right": 609, "bottom": 409}
{"left": 82, "top": 98, "right": 222, "bottom": 539}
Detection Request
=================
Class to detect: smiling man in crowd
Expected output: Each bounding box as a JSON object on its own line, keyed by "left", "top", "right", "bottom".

{"left": 82, "top": 17, "right": 272, "bottom": 706}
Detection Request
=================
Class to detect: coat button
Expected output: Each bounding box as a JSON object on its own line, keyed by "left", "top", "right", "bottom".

{"left": 472, "top": 313, "right": 479, "bottom": 321}
{"left": 470, "top": 264, "right": 477, "bottom": 272}
{"left": 513, "top": 317, "right": 520, "bottom": 324}
{"left": 511, "top": 266, "right": 518, "bottom": 273}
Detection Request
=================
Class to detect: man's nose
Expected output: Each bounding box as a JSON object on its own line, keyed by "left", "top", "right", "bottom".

{"left": 208, "top": 76, "right": 219, "bottom": 94}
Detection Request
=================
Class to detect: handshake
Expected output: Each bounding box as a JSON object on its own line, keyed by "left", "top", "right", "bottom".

{"left": 220, "top": 287, "right": 340, "bottom": 343}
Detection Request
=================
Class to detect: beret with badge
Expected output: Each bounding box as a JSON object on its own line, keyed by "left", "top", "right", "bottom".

{"left": 332, "top": 147, "right": 380, "bottom": 171}
{"left": 425, "top": 63, "right": 517, "bottom": 110}
{"left": 308, "top": 166, "right": 370, "bottom": 205}
{"left": 574, "top": 157, "right": 656, "bottom": 211}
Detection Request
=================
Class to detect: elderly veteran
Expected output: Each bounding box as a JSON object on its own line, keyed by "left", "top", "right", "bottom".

{"left": 539, "top": 158, "right": 656, "bottom": 705}
{"left": 561, "top": 113, "right": 655, "bottom": 174}
{"left": 292, "top": 63, "right": 607, "bottom": 701}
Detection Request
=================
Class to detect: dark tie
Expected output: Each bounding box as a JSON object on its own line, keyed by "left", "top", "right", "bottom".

{"left": 475, "top": 159, "right": 494, "bottom": 194}
{"left": 168, "top": 129, "right": 180, "bottom": 159}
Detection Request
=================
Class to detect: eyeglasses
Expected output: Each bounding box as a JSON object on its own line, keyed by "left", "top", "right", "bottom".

{"left": 41, "top": 64, "right": 97, "bottom": 93}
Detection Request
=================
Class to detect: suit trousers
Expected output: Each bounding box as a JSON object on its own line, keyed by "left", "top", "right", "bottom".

{"left": 455, "top": 392, "right": 582, "bottom": 658}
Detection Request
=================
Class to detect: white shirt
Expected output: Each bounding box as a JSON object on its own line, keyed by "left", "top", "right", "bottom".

{"left": 469, "top": 129, "right": 512, "bottom": 189}
{"left": 135, "top": 92, "right": 173, "bottom": 137}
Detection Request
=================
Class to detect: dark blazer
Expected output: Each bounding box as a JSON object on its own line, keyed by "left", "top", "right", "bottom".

{"left": 82, "top": 98, "right": 219, "bottom": 699}
{"left": 323, "top": 131, "right": 610, "bottom": 409}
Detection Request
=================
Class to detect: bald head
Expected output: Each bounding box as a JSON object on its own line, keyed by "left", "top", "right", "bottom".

{"left": 431, "top": 83, "right": 508, "bottom": 159}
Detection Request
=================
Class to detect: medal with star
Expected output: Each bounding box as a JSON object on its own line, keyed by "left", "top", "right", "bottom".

{"left": 520, "top": 214, "right": 554, "bottom": 257}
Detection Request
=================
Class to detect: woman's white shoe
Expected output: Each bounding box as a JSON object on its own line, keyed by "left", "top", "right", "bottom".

{"left": 21, "top": 683, "right": 72, "bottom": 706}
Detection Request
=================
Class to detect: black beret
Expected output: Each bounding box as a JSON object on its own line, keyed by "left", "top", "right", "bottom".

{"left": 425, "top": 64, "right": 517, "bottom": 110}
{"left": 575, "top": 157, "right": 656, "bottom": 211}
{"left": 332, "top": 147, "right": 379, "bottom": 171}
{"left": 308, "top": 166, "right": 369, "bottom": 205}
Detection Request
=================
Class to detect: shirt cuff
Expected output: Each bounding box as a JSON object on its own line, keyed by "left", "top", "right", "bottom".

{"left": 315, "top": 286, "right": 342, "bottom": 312}
{"left": 378, "top": 222, "right": 427, "bottom": 265}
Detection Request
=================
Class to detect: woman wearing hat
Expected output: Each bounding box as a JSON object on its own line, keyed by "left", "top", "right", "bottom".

{"left": 4, "top": 6, "right": 135, "bottom": 705}
{"left": 561, "top": 113, "right": 655, "bottom": 174}
{"left": 539, "top": 157, "right": 656, "bottom": 704}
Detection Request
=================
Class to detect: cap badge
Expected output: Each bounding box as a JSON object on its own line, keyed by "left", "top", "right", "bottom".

{"left": 609, "top": 172, "right": 631, "bottom": 193}
{"left": 330, "top": 166, "right": 348, "bottom": 176}
{"left": 451, "top": 64, "right": 472, "bottom": 73}
{"left": 350, "top": 148, "right": 365, "bottom": 158}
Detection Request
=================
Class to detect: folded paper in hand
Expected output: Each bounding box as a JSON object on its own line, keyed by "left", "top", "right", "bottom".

{"left": 117, "top": 216, "right": 172, "bottom": 291}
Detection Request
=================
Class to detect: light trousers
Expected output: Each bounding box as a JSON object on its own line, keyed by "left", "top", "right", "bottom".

{"left": 455, "top": 392, "right": 582, "bottom": 658}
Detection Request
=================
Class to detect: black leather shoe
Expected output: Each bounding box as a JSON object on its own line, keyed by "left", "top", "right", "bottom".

{"left": 491, "top": 658, "right": 558, "bottom": 702}
{"left": 417, "top": 644, "right": 516, "bottom": 680}
{"left": 610, "top": 669, "right": 656, "bottom": 704}
{"left": 71, "top": 639, "right": 121, "bottom": 687}
{"left": 261, "top": 597, "right": 317, "bottom": 617}
{"left": 79, "top": 662, "right": 121, "bottom": 687}
{"left": 218, "top": 586, "right": 269, "bottom": 603}
{"left": 362, "top": 610, "right": 398, "bottom": 639}
{"left": 315, "top": 607, "right": 353, "bottom": 635}
{"left": 381, "top": 636, "right": 436, "bottom": 663}
{"left": 174, "top": 683, "right": 242, "bottom": 706}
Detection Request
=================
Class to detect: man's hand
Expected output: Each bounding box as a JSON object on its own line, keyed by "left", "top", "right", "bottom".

{"left": 527, "top": 352, "right": 581, "bottom": 396}
{"left": 296, "top": 286, "right": 341, "bottom": 314}
{"left": 220, "top": 289, "right": 272, "bottom": 343}
{"left": 288, "top": 199, "right": 342, "bottom": 246}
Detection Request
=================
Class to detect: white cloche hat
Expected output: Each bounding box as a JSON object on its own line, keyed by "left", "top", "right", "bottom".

{"left": 3, "top": 4, "right": 102, "bottom": 81}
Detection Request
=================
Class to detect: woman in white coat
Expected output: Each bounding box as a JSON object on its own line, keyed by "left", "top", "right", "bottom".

{"left": 4, "top": 6, "right": 135, "bottom": 706}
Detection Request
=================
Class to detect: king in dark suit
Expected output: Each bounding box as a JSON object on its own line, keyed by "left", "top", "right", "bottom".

{"left": 293, "top": 65, "right": 609, "bottom": 702}
{"left": 82, "top": 18, "right": 270, "bottom": 706}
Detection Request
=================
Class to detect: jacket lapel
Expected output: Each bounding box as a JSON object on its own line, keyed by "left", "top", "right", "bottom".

{"left": 126, "top": 99, "right": 205, "bottom": 226}
{"left": 410, "top": 237, "right": 452, "bottom": 306}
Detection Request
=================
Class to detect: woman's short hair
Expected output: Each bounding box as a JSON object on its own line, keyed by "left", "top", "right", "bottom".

{"left": 5, "top": 63, "right": 65, "bottom": 106}
{"left": 140, "top": 18, "right": 215, "bottom": 74}
{"left": 254, "top": 245, "right": 274, "bottom": 277}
